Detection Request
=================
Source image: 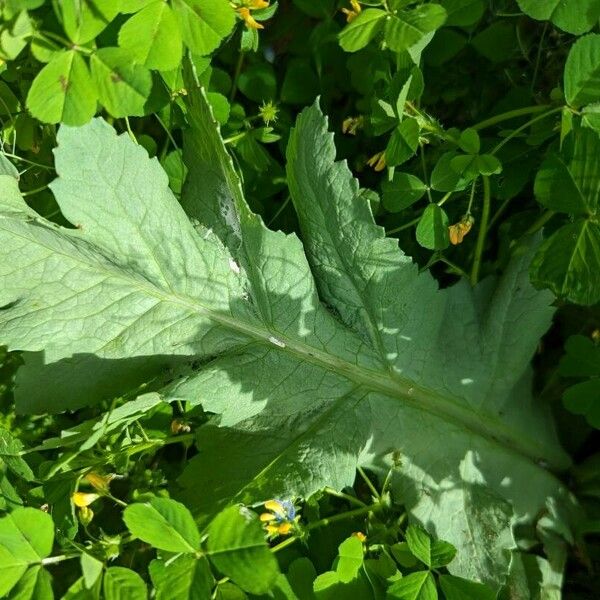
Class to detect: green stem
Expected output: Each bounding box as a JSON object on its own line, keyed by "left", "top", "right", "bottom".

{"left": 41, "top": 554, "right": 80, "bottom": 566}
{"left": 229, "top": 52, "right": 245, "bottom": 102}
{"left": 523, "top": 210, "right": 555, "bottom": 237}
{"left": 491, "top": 107, "right": 564, "bottom": 155}
{"left": 436, "top": 191, "right": 453, "bottom": 207}
{"left": 470, "top": 176, "right": 491, "bottom": 286}
{"left": 124, "top": 117, "right": 137, "bottom": 144}
{"left": 420, "top": 144, "right": 433, "bottom": 203}
{"left": 472, "top": 105, "right": 552, "bottom": 131}
{"left": 223, "top": 131, "right": 247, "bottom": 145}
{"left": 439, "top": 256, "right": 469, "bottom": 280}
{"left": 357, "top": 466, "right": 381, "bottom": 501}
{"left": 386, "top": 216, "right": 420, "bottom": 235}
{"left": 1, "top": 152, "right": 54, "bottom": 171}
{"left": 531, "top": 23, "right": 549, "bottom": 93}
{"left": 324, "top": 487, "right": 367, "bottom": 508}
{"left": 466, "top": 178, "right": 478, "bottom": 215}
{"left": 307, "top": 503, "right": 383, "bottom": 530}
{"left": 271, "top": 536, "right": 300, "bottom": 553}
{"left": 22, "top": 184, "right": 49, "bottom": 197}
{"left": 267, "top": 195, "right": 291, "bottom": 227}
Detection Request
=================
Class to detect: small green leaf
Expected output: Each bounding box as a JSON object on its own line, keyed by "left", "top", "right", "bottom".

{"left": 441, "top": 0, "right": 485, "bottom": 27}
{"left": 416, "top": 204, "right": 449, "bottom": 250}
{"left": 431, "top": 152, "right": 471, "bottom": 191}
{"left": 91, "top": 47, "right": 154, "bottom": 118}
{"left": 458, "top": 128, "right": 480, "bottom": 154}
{"left": 404, "top": 525, "right": 455, "bottom": 568}
{"left": 287, "top": 558, "right": 317, "bottom": 600}
{"left": 563, "top": 380, "right": 600, "bottom": 428}
{"left": 5, "top": 565, "right": 53, "bottom": 600}
{"left": 517, "top": 0, "right": 600, "bottom": 35}
{"left": 390, "top": 542, "right": 418, "bottom": 568}
{"left": 530, "top": 219, "right": 600, "bottom": 306}
{"left": 438, "top": 574, "right": 495, "bottom": 600}
{"left": 30, "top": 35, "right": 61, "bottom": 63}
{"left": 406, "top": 525, "right": 433, "bottom": 567}
{"left": 0, "top": 508, "right": 54, "bottom": 596}
{"left": 238, "top": 63, "right": 277, "bottom": 102}
{"left": 386, "top": 118, "right": 420, "bottom": 167}
{"left": 338, "top": 9, "right": 386, "bottom": 52}
{"left": 0, "top": 427, "right": 34, "bottom": 481}
{"left": 559, "top": 336, "right": 600, "bottom": 378}
{"left": 26, "top": 50, "right": 97, "bottom": 125}
{"left": 430, "top": 540, "right": 457, "bottom": 568}
{"left": 384, "top": 5, "right": 447, "bottom": 53}
{"left": 0, "top": 546, "right": 27, "bottom": 597}
{"left": 0, "top": 508, "right": 54, "bottom": 561}
{"left": 388, "top": 571, "right": 438, "bottom": 600}
{"left": 150, "top": 555, "right": 214, "bottom": 600}
{"left": 476, "top": 154, "right": 502, "bottom": 176}
{"left": 81, "top": 553, "right": 103, "bottom": 589}
{"left": 471, "top": 22, "right": 516, "bottom": 63}
{"left": 118, "top": 1, "right": 182, "bottom": 71}
{"left": 123, "top": 497, "right": 200, "bottom": 554}
{"left": 336, "top": 537, "right": 363, "bottom": 583}
{"left": 103, "top": 567, "right": 147, "bottom": 600}
{"left": 450, "top": 154, "right": 479, "bottom": 179}
{"left": 534, "top": 154, "right": 589, "bottom": 215}
{"left": 565, "top": 34, "right": 600, "bottom": 108}
{"left": 59, "top": 0, "right": 120, "bottom": 44}
{"left": 207, "top": 505, "right": 279, "bottom": 595}
{"left": 207, "top": 91, "right": 230, "bottom": 125}
{"left": 382, "top": 172, "right": 427, "bottom": 212}
{"left": 161, "top": 150, "right": 188, "bottom": 195}
{"left": 172, "top": 0, "right": 235, "bottom": 56}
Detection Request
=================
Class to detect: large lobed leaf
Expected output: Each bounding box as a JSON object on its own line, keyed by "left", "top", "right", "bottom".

{"left": 0, "top": 81, "right": 576, "bottom": 592}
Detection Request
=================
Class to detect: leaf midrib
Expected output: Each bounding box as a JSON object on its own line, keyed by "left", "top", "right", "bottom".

{"left": 0, "top": 218, "right": 569, "bottom": 472}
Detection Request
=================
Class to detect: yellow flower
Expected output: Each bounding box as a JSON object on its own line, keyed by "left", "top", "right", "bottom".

{"left": 260, "top": 499, "right": 298, "bottom": 537}
{"left": 248, "top": 0, "right": 269, "bottom": 8}
{"left": 367, "top": 151, "right": 386, "bottom": 172}
{"left": 342, "top": 116, "right": 363, "bottom": 135}
{"left": 352, "top": 531, "right": 367, "bottom": 542}
{"left": 170, "top": 418, "right": 191, "bottom": 434}
{"left": 84, "top": 472, "right": 114, "bottom": 493}
{"left": 259, "top": 100, "right": 279, "bottom": 125}
{"left": 342, "top": 0, "right": 362, "bottom": 22}
{"left": 237, "top": 7, "right": 264, "bottom": 29}
{"left": 72, "top": 492, "right": 100, "bottom": 507}
{"left": 448, "top": 215, "right": 474, "bottom": 245}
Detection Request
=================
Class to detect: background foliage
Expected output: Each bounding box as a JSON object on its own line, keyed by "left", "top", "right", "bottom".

{"left": 0, "top": 0, "right": 599, "bottom": 598}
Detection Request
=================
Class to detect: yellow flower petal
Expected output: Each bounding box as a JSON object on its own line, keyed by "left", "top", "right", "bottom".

{"left": 72, "top": 492, "right": 100, "bottom": 507}
{"left": 238, "top": 7, "right": 264, "bottom": 29}
{"left": 264, "top": 499, "right": 286, "bottom": 517}
{"left": 248, "top": 0, "right": 269, "bottom": 8}
{"left": 84, "top": 472, "right": 112, "bottom": 493}
{"left": 260, "top": 513, "right": 276, "bottom": 522}
{"left": 278, "top": 522, "right": 293, "bottom": 535}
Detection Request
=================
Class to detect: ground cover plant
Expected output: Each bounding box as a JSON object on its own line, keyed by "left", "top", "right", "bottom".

{"left": 0, "top": 0, "right": 599, "bottom": 598}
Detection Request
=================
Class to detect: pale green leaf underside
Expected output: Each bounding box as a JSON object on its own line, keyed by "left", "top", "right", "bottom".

{"left": 0, "top": 87, "right": 574, "bottom": 591}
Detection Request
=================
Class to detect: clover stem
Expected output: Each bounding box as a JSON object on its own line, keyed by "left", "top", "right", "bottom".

{"left": 386, "top": 216, "right": 420, "bottom": 235}
{"left": 490, "top": 107, "right": 564, "bottom": 155}
{"left": 324, "top": 487, "right": 367, "bottom": 508}
{"left": 307, "top": 502, "right": 383, "bottom": 531}
{"left": 523, "top": 210, "right": 555, "bottom": 237}
{"left": 472, "top": 105, "right": 552, "bottom": 131}
{"left": 470, "top": 175, "right": 491, "bottom": 286}
{"left": 230, "top": 52, "right": 245, "bottom": 102}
